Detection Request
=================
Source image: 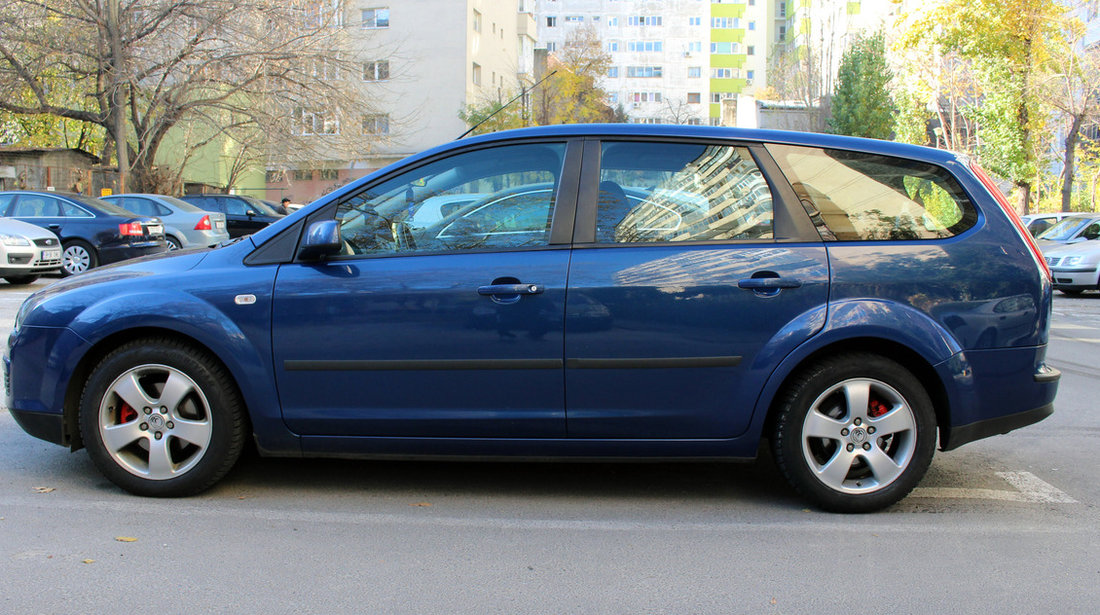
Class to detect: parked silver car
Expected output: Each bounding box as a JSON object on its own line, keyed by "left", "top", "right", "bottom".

{"left": 100, "top": 194, "right": 230, "bottom": 250}
{"left": 0, "top": 216, "right": 62, "bottom": 284}
{"left": 1044, "top": 238, "right": 1100, "bottom": 295}
{"left": 1020, "top": 212, "right": 1073, "bottom": 237}
{"left": 1035, "top": 213, "right": 1100, "bottom": 249}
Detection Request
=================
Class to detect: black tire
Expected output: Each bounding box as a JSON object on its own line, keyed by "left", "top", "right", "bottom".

{"left": 78, "top": 337, "right": 246, "bottom": 497}
{"left": 3, "top": 275, "right": 40, "bottom": 285}
{"left": 771, "top": 353, "right": 936, "bottom": 513}
{"left": 166, "top": 236, "right": 182, "bottom": 251}
{"left": 1059, "top": 289, "right": 1083, "bottom": 296}
{"left": 61, "top": 240, "right": 97, "bottom": 276}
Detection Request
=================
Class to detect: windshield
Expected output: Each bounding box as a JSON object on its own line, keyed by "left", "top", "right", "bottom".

{"left": 240, "top": 195, "right": 281, "bottom": 217}
{"left": 1037, "top": 216, "right": 1100, "bottom": 241}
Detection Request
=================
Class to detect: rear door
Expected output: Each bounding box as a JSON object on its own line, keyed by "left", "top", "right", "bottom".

{"left": 563, "top": 139, "right": 829, "bottom": 439}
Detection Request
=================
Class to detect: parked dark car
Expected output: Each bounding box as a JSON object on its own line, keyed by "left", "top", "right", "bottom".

{"left": 178, "top": 194, "right": 283, "bottom": 238}
{"left": 5, "top": 125, "right": 1058, "bottom": 512}
{"left": 0, "top": 190, "right": 169, "bottom": 276}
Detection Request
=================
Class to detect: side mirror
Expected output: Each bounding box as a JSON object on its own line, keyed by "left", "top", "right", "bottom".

{"left": 245, "top": 209, "right": 256, "bottom": 217}
{"left": 298, "top": 220, "right": 342, "bottom": 261}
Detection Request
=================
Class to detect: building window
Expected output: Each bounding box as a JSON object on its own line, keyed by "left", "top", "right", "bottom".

{"left": 608, "top": 92, "right": 619, "bottom": 104}
{"left": 686, "top": 118, "right": 703, "bottom": 125}
{"left": 473, "top": 9, "right": 481, "bottom": 32}
{"left": 711, "top": 17, "right": 741, "bottom": 28}
{"left": 748, "top": 21, "right": 756, "bottom": 31}
{"left": 297, "top": 108, "right": 339, "bottom": 135}
{"left": 711, "top": 93, "right": 721, "bottom": 103}
{"left": 689, "top": 17, "right": 701, "bottom": 26}
{"left": 472, "top": 63, "right": 481, "bottom": 85}
{"left": 363, "top": 60, "right": 390, "bottom": 81}
{"left": 607, "top": 16, "right": 619, "bottom": 26}
{"left": 319, "top": 169, "right": 338, "bottom": 180}
{"left": 688, "top": 66, "right": 702, "bottom": 78}
{"left": 301, "top": 1, "right": 345, "bottom": 29}
{"left": 607, "top": 40, "right": 620, "bottom": 52}
{"left": 627, "top": 40, "right": 663, "bottom": 52}
{"left": 746, "top": 70, "right": 755, "bottom": 80}
{"left": 687, "top": 92, "right": 701, "bottom": 104}
{"left": 608, "top": 66, "right": 620, "bottom": 78}
{"left": 688, "top": 41, "right": 702, "bottom": 53}
{"left": 309, "top": 56, "right": 342, "bottom": 80}
{"left": 362, "top": 114, "right": 389, "bottom": 135}
{"left": 630, "top": 91, "right": 662, "bottom": 103}
{"left": 711, "top": 68, "right": 733, "bottom": 79}
{"left": 627, "top": 16, "right": 663, "bottom": 26}
{"left": 361, "top": 7, "right": 389, "bottom": 28}
{"left": 546, "top": 41, "right": 557, "bottom": 51}
{"left": 546, "top": 16, "right": 557, "bottom": 27}
{"left": 710, "top": 42, "right": 734, "bottom": 54}
{"left": 779, "top": 2, "right": 786, "bottom": 17}
{"left": 747, "top": 45, "right": 755, "bottom": 55}
{"left": 778, "top": 25, "right": 786, "bottom": 42}
{"left": 565, "top": 15, "right": 583, "bottom": 22}
{"left": 626, "top": 66, "right": 662, "bottom": 78}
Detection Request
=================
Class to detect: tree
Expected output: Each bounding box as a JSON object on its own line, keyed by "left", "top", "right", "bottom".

{"left": 766, "top": 12, "right": 843, "bottom": 133}
{"left": 0, "top": 0, "right": 385, "bottom": 193}
{"left": 1039, "top": 20, "right": 1100, "bottom": 212}
{"left": 903, "top": 0, "right": 1067, "bottom": 214}
{"left": 829, "top": 32, "right": 894, "bottom": 139}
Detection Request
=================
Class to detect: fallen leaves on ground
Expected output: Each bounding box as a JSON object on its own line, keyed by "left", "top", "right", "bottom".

{"left": 410, "top": 502, "right": 432, "bottom": 507}
{"left": 114, "top": 536, "right": 138, "bottom": 543}
{"left": 33, "top": 486, "right": 55, "bottom": 493}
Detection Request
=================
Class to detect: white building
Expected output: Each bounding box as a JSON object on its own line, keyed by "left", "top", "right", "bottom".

{"left": 268, "top": 0, "right": 536, "bottom": 202}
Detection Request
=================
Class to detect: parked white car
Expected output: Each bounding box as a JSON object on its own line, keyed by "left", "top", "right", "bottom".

{"left": 1044, "top": 239, "right": 1100, "bottom": 295}
{"left": 0, "top": 216, "right": 62, "bottom": 284}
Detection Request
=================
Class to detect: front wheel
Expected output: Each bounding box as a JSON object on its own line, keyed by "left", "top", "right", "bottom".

{"left": 771, "top": 353, "right": 936, "bottom": 513}
{"left": 78, "top": 338, "right": 246, "bottom": 497}
{"left": 3, "top": 275, "right": 40, "bottom": 285}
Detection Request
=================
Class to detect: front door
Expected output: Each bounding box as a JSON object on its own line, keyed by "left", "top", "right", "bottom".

{"left": 273, "top": 141, "right": 577, "bottom": 438}
{"left": 564, "top": 139, "right": 829, "bottom": 439}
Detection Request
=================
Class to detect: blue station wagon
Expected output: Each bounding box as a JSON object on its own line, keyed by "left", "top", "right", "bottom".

{"left": 4, "top": 126, "right": 1059, "bottom": 512}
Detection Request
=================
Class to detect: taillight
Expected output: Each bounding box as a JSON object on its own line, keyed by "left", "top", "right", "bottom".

{"left": 969, "top": 161, "right": 1052, "bottom": 283}
{"left": 119, "top": 221, "right": 143, "bottom": 236}
{"left": 194, "top": 215, "right": 212, "bottom": 231}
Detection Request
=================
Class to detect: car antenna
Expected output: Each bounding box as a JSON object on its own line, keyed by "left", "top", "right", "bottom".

{"left": 457, "top": 70, "right": 558, "bottom": 140}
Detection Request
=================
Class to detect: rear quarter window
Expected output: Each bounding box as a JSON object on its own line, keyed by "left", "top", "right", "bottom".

{"left": 766, "top": 144, "right": 977, "bottom": 241}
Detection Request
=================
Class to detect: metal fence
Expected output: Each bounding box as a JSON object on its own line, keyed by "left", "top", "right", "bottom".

{"left": 0, "top": 162, "right": 119, "bottom": 196}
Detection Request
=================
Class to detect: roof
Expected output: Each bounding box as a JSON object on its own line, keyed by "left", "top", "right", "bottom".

{"left": 446, "top": 124, "right": 961, "bottom": 166}
{"left": 0, "top": 146, "right": 100, "bottom": 162}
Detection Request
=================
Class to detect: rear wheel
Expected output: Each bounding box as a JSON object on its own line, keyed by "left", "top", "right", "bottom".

{"left": 166, "top": 236, "right": 182, "bottom": 251}
{"left": 78, "top": 338, "right": 245, "bottom": 497}
{"left": 771, "top": 353, "right": 936, "bottom": 513}
{"left": 61, "top": 240, "right": 97, "bottom": 276}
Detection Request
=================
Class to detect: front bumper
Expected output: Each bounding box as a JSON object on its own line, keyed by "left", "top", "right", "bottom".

{"left": 1050, "top": 266, "right": 1098, "bottom": 290}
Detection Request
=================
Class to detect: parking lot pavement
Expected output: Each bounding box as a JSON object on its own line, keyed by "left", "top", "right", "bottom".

{"left": 1, "top": 280, "right": 1098, "bottom": 613}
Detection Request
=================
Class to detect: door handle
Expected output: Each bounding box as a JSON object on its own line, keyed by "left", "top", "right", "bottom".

{"left": 737, "top": 277, "right": 802, "bottom": 290}
{"left": 477, "top": 283, "right": 545, "bottom": 296}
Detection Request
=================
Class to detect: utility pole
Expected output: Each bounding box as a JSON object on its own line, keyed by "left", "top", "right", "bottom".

{"left": 106, "top": 0, "right": 128, "bottom": 192}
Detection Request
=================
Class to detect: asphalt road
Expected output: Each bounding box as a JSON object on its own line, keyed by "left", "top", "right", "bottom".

{"left": 1, "top": 277, "right": 1097, "bottom": 614}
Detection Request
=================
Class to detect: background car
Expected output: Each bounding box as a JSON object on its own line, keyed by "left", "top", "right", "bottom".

{"left": 101, "top": 193, "right": 230, "bottom": 250}
{"left": 0, "top": 190, "right": 168, "bottom": 276}
{"left": 0, "top": 217, "right": 62, "bottom": 284}
{"left": 1020, "top": 212, "right": 1073, "bottom": 237}
{"left": 1035, "top": 213, "right": 1100, "bottom": 250}
{"left": 1044, "top": 239, "right": 1100, "bottom": 295}
{"left": 179, "top": 193, "right": 283, "bottom": 238}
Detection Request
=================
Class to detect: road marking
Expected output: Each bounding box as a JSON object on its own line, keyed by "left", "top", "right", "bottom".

{"left": 910, "top": 471, "right": 1075, "bottom": 503}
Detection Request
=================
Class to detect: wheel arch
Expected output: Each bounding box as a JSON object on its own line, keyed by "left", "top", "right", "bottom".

{"left": 759, "top": 336, "right": 951, "bottom": 448}
{"left": 61, "top": 326, "right": 251, "bottom": 452}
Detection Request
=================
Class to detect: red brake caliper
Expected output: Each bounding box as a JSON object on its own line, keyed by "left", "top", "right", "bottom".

{"left": 119, "top": 402, "right": 138, "bottom": 423}
{"left": 868, "top": 399, "right": 889, "bottom": 418}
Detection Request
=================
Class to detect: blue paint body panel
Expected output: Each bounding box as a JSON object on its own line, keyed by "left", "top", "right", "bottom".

{"left": 4, "top": 125, "right": 1057, "bottom": 465}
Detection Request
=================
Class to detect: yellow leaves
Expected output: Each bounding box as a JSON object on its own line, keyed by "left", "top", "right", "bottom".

{"left": 82, "top": 559, "right": 95, "bottom": 564}
{"left": 114, "top": 536, "right": 138, "bottom": 543}
{"left": 32, "top": 486, "right": 55, "bottom": 493}
{"left": 409, "top": 502, "right": 432, "bottom": 507}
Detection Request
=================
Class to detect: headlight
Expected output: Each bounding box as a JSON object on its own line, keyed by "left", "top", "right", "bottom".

{"left": 0, "top": 233, "right": 31, "bottom": 247}
{"left": 1062, "top": 256, "right": 1083, "bottom": 267}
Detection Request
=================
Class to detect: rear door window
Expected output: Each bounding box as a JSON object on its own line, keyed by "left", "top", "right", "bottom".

{"left": 10, "top": 195, "right": 61, "bottom": 217}
{"left": 596, "top": 141, "right": 773, "bottom": 243}
{"left": 766, "top": 144, "right": 977, "bottom": 241}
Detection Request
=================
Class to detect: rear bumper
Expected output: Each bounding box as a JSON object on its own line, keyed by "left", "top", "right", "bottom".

{"left": 941, "top": 403, "right": 1054, "bottom": 451}
{"left": 8, "top": 408, "right": 66, "bottom": 446}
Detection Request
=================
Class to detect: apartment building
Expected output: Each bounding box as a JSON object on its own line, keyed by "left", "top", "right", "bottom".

{"left": 267, "top": 0, "right": 536, "bottom": 203}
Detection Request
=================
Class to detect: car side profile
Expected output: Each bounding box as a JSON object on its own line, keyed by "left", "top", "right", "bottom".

{"left": 100, "top": 193, "right": 230, "bottom": 250}
{"left": 4, "top": 126, "right": 1058, "bottom": 512}
{"left": 0, "top": 190, "right": 169, "bottom": 276}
